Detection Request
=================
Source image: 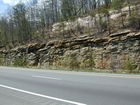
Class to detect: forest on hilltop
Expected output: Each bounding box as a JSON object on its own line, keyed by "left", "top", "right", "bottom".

{"left": 0, "top": 0, "right": 140, "bottom": 49}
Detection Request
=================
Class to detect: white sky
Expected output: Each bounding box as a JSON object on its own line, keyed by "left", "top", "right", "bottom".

{"left": 3, "top": 0, "right": 20, "bottom": 5}
{"left": 0, "top": 0, "right": 38, "bottom": 13}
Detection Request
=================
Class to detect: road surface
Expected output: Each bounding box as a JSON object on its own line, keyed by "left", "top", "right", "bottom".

{"left": 0, "top": 66, "right": 140, "bottom": 105}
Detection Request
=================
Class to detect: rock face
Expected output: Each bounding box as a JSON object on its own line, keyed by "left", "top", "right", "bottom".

{"left": 0, "top": 30, "right": 140, "bottom": 73}
{"left": 52, "top": 6, "right": 135, "bottom": 33}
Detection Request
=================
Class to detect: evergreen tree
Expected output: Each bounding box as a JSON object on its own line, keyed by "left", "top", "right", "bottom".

{"left": 61, "top": 0, "right": 74, "bottom": 20}
{"left": 111, "top": 0, "right": 124, "bottom": 27}
{"left": 13, "top": 1, "right": 33, "bottom": 43}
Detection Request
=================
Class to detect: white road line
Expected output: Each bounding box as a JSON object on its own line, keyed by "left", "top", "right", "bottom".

{"left": 32, "top": 75, "right": 62, "bottom": 80}
{"left": 0, "top": 84, "right": 86, "bottom": 105}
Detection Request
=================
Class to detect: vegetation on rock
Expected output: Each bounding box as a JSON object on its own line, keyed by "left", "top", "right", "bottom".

{"left": 0, "top": 0, "right": 140, "bottom": 73}
{"left": 0, "top": 0, "right": 140, "bottom": 48}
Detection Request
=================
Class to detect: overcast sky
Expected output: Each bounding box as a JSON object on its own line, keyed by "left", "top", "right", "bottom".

{"left": 0, "top": 0, "right": 29, "bottom": 14}
{"left": 3, "top": 0, "right": 19, "bottom": 5}
{"left": 0, "top": 0, "right": 18, "bottom": 13}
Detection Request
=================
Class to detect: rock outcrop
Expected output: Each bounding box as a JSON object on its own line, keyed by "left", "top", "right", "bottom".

{"left": 52, "top": 6, "right": 136, "bottom": 33}
{"left": 0, "top": 29, "right": 140, "bottom": 73}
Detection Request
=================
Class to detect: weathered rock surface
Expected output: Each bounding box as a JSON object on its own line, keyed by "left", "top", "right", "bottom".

{"left": 52, "top": 6, "right": 136, "bottom": 33}
{"left": 0, "top": 30, "right": 140, "bottom": 73}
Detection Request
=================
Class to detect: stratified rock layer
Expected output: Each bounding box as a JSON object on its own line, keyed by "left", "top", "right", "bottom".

{"left": 0, "top": 30, "right": 140, "bottom": 73}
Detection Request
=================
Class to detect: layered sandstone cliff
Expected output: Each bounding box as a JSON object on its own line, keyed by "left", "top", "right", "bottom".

{"left": 0, "top": 29, "right": 140, "bottom": 73}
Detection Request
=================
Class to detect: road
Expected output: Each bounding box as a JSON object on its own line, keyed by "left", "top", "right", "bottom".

{"left": 0, "top": 67, "right": 140, "bottom": 105}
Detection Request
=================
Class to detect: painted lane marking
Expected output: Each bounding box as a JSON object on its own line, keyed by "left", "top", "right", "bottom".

{"left": 0, "top": 84, "right": 86, "bottom": 105}
{"left": 32, "top": 75, "right": 62, "bottom": 80}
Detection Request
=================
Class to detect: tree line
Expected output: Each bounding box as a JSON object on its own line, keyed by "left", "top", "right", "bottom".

{"left": 0, "top": 0, "right": 140, "bottom": 49}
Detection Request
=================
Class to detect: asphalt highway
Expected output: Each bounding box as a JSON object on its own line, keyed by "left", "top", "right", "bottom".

{"left": 0, "top": 66, "right": 140, "bottom": 105}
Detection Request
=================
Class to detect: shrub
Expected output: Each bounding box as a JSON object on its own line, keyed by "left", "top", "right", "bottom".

{"left": 13, "top": 58, "right": 27, "bottom": 67}
{"left": 87, "top": 51, "right": 95, "bottom": 67}
{"left": 128, "top": 16, "right": 140, "bottom": 30}
{"left": 98, "top": 19, "right": 107, "bottom": 32}
{"left": 122, "top": 60, "right": 137, "bottom": 73}
{"left": 61, "top": 54, "right": 79, "bottom": 70}
{"left": 0, "top": 59, "right": 3, "bottom": 65}
{"left": 128, "top": 6, "right": 140, "bottom": 30}
{"left": 80, "top": 51, "right": 95, "bottom": 71}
